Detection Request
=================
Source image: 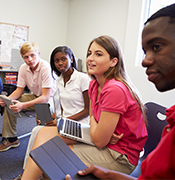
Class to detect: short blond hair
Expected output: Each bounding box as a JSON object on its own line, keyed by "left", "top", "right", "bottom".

{"left": 20, "top": 42, "right": 39, "bottom": 56}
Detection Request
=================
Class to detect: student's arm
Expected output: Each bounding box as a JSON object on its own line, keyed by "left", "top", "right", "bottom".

{"left": 89, "top": 100, "right": 120, "bottom": 148}
{"left": 10, "top": 88, "right": 51, "bottom": 113}
{"left": 0, "top": 87, "right": 24, "bottom": 107}
{"left": 8, "top": 87, "right": 24, "bottom": 100}
{"left": 67, "top": 90, "right": 89, "bottom": 121}
{"left": 66, "top": 165, "right": 136, "bottom": 180}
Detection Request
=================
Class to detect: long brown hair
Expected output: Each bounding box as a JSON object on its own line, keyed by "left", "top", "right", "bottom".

{"left": 87, "top": 35, "right": 147, "bottom": 125}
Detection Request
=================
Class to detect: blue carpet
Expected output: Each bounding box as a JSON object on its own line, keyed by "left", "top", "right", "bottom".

{"left": 0, "top": 115, "right": 36, "bottom": 180}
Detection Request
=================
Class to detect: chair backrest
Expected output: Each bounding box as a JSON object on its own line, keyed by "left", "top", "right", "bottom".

{"left": 130, "top": 102, "right": 168, "bottom": 178}
{"left": 140, "top": 102, "right": 168, "bottom": 160}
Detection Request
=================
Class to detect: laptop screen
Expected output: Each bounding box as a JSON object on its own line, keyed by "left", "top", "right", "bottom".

{"left": 53, "top": 88, "right": 62, "bottom": 119}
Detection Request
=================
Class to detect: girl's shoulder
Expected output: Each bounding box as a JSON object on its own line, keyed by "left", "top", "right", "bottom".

{"left": 101, "top": 79, "right": 131, "bottom": 99}
{"left": 89, "top": 79, "right": 97, "bottom": 87}
{"left": 74, "top": 69, "right": 88, "bottom": 76}
{"left": 73, "top": 70, "right": 90, "bottom": 80}
{"left": 104, "top": 79, "right": 126, "bottom": 90}
{"left": 89, "top": 79, "right": 98, "bottom": 94}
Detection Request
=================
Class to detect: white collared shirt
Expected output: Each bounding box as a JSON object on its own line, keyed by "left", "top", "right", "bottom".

{"left": 56, "top": 69, "right": 91, "bottom": 124}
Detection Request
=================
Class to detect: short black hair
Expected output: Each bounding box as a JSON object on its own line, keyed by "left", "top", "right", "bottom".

{"left": 145, "top": 3, "right": 175, "bottom": 25}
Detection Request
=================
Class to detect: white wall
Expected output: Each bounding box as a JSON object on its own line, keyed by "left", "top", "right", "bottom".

{"left": 66, "top": 0, "right": 175, "bottom": 108}
{"left": 0, "top": 0, "right": 174, "bottom": 108}
{"left": 0, "top": 0, "right": 69, "bottom": 61}
{"left": 66, "top": 0, "right": 129, "bottom": 67}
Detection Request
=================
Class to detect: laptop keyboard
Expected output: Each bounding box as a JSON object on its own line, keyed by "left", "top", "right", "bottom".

{"left": 64, "top": 120, "right": 82, "bottom": 138}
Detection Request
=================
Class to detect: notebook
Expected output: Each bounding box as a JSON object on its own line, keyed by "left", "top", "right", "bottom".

{"left": 30, "top": 136, "right": 97, "bottom": 180}
{"left": 0, "top": 95, "right": 22, "bottom": 118}
{"left": 34, "top": 103, "right": 53, "bottom": 125}
{"left": 53, "top": 88, "right": 94, "bottom": 146}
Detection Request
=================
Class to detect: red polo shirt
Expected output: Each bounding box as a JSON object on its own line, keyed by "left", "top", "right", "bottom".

{"left": 89, "top": 79, "right": 148, "bottom": 165}
{"left": 138, "top": 105, "right": 175, "bottom": 179}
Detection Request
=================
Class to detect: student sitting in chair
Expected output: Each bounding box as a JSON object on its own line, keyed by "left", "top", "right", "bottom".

{"left": 0, "top": 42, "right": 56, "bottom": 152}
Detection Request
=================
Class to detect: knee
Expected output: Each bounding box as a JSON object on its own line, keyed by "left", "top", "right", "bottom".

{"left": 37, "top": 126, "right": 58, "bottom": 139}
{"left": 32, "top": 126, "right": 44, "bottom": 134}
{"left": 37, "top": 126, "right": 50, "bottom": 136}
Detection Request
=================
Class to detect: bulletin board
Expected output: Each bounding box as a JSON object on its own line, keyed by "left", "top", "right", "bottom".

{"left": 0, "top": 22, "right": 29, "bottom": 67}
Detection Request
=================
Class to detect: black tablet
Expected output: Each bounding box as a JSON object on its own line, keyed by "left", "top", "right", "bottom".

{"left": 34, "top": 103, "right": 53, "bottom": 125}
{"left": 30, "top": 136, "right": 98, "bottom": 180}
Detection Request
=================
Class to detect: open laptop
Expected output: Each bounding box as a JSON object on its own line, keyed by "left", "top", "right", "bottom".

{"left": 53, "top": 88, "right": 95, "bottom": 146}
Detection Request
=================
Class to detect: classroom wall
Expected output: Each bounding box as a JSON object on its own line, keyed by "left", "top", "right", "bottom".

{"left": 66, "top": 0, "right": 129, "bottom": 61}
{"left": 66, "top": 0, "right": 175, "bottom": 108}
{"left": 0, "top": 0, "right": 174, "bottom": 108}
{"left": 0, "top": 0, "right": 69, "bottom": 61}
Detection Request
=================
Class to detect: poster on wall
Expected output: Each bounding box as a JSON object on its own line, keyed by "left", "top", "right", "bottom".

{"left": 0, "top": 22, "right": 29, "bottom": 68}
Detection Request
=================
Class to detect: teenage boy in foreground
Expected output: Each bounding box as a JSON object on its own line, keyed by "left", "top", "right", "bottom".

{"left": 66, "top": 3, "right": 175, "bottom": 180}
